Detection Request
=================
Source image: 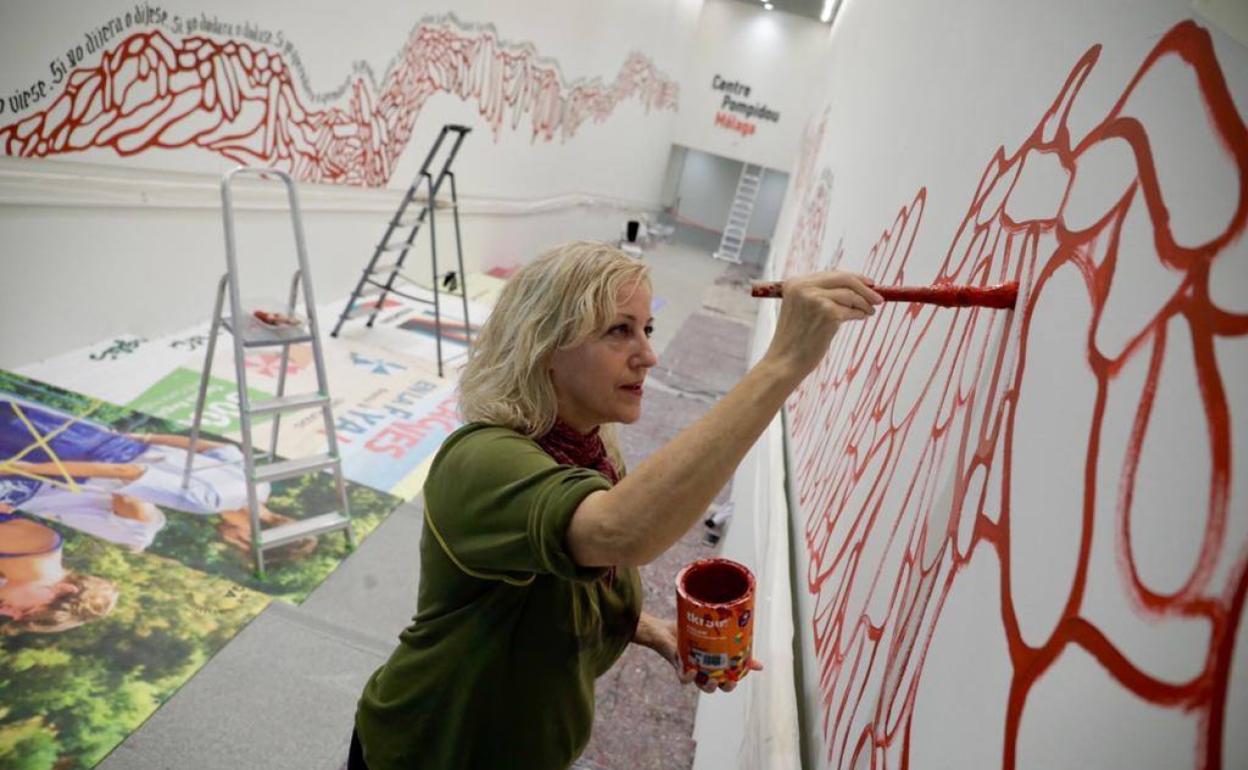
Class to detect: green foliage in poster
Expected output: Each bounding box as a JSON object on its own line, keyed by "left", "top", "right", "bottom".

{"left": 0, "top": 522, "right": 270, "bottom": 770}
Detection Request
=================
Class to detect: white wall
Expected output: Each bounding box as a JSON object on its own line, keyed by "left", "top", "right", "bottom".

{"left": 672, "top": 0, "right": 830, "bottom": 172}
{"left": 0, "top": 0, "right": 704, "bottom": 367}
{"left": 741, "top": 0, "right": 1248, "bottom": 768}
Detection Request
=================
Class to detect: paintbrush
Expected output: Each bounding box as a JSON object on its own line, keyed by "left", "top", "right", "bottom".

{"left": 749, "top": 280, "right": 1019, "bottom": 309}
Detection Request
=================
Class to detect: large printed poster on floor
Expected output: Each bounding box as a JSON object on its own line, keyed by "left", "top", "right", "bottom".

{"left": 767, "top": 3, "right": 1248, "bottom": 769}
{"left": 0, "top": 370, "right": 410, "bottom": 769}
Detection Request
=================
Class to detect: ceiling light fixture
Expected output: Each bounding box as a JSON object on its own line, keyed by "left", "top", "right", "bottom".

{"left": 820, "top": 0, "right": 835, "bottom": 22}
{"left": 764, "top": 2, "right": 773, "bottom": 8}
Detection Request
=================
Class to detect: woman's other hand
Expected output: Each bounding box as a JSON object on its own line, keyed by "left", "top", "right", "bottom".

{"left": 763, "top": 271, "right": 884, "bottom": 380}
{"left": 692, "top": 657, "right": 763, "bottom": 694}
{"left": 633, "top": 612, "right": 763, "bottom": 693}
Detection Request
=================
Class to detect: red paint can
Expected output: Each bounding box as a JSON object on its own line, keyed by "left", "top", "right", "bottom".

{"left": 676, "top": 557, "right": 756, "bottom": 685}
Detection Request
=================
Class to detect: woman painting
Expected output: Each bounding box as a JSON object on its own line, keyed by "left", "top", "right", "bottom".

{"left": 352, "top": 241, "right": 882, "bottom": 769}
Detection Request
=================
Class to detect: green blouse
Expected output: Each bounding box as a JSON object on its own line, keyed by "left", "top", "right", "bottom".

{"left": 355, "top": 423, "right": 643, "bottom": 770}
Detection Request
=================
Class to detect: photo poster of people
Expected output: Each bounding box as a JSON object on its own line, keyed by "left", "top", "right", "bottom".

{"left": 0, "top": 369, "right": 405, "bottom": 768}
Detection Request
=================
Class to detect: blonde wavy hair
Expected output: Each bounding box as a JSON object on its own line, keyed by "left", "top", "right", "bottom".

{"left": 458, "top": 240, "right": 651, "bottom": 464}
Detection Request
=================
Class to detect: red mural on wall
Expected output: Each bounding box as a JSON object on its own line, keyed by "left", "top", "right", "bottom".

{"left": 792, "top": 107, "right": 829, "bottom": 205}
{"left": 784, "top": 21, "right": 1247, "bottom": 769}
{"left": 0, "top": 16, "right": 678, "bottom": 186}
{"left": 785, "top": 168, "right": 834, "bottom": 280}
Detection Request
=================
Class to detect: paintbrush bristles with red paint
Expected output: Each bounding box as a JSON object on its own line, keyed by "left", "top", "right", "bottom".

{"left": 750, "top": 281, "right": 1020, "bottom": 310}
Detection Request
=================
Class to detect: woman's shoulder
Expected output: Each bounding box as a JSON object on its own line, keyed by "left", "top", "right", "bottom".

{"left": 427, "top": 422, "right": 547, "bottom": 483}
{"left": 424, "top": 422, "right": 560, "bottom": 507}
{"left": 439, "top": 421, "right": 535, "bottom": 454}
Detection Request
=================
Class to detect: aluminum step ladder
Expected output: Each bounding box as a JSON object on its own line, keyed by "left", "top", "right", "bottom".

{"left": 183, "top": 166, "right": 354, "bottom": 578}
{"left": 331, "top": 124, "right": 472, "bottom": 378}
{"left": 713, "top": 162, "right": 765, "bottom": 264}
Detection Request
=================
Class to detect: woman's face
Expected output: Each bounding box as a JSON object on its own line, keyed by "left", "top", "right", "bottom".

{"left": 550, "top": 280, "right": 658, "bottom": 433}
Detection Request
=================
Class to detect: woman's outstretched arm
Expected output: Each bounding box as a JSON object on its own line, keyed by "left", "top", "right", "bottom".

{"left": 568, "top": 270, "right": 882, "bottom": 567}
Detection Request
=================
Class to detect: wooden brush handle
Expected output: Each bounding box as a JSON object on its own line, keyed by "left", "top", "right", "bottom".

{"left": 750, "top": 281, "right": 1019, "bottom": 309}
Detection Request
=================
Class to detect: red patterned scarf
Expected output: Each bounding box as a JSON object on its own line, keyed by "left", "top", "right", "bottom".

{"left": 535, "top": 420, "right": 620, "bottom": 484}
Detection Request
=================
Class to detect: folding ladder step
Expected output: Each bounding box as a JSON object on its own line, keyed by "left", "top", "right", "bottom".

{"left": 248, "top": 392, "right": 328, "bottom": 416}
{"left": 253, "top": 453, "right": 338, "bottom": 483}
{"left": 366, "top": 270, "right": 418, "bottom": 287}
{"left": 222, "top": 318, "right": 313, "bottom": 348}
{"left": 258, "top": 511, "right": 351, "bottom": 550}
{"left": 370, "top": 260, "right": 403, "bottom": 274}
{"left": 380, "top": 241, "right": 415, "bottom": 252}
{"left": 362, "top": 281, "right": 438, "bottom": 306}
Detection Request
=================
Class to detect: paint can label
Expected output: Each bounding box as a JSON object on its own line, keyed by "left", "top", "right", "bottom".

{"left": 676, "top": 557, "right": 755, "bottom": 685}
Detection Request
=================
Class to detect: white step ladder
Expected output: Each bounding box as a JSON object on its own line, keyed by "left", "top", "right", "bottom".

{"left": 183, "top": 166, "right": 354, "bottom": 578}
{"left": 713, "top": 162, "right": 765, "bottom": 264}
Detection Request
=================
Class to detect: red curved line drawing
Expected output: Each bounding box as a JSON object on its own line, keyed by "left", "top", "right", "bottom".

{"left": 793, "top": 107, "right": 830, "bottom": 203}
{"left": 783, "top": 20, "right": 1247, "bottom": 769}
{"left": 0, "top": 17, "right": 679, "bottom": 187}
